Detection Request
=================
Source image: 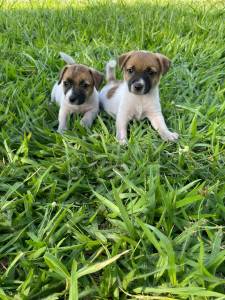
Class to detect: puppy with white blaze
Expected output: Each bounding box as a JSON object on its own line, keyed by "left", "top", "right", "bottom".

{"left": 51, "top": 52, "right": 103, "bottom": 133}
{"left": 99, "top": 50, "right": 179, "bottom": 144}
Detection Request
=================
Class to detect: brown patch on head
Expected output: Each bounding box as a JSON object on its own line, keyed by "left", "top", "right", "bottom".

{"left": 61, "top": 64, "right": 102, "bottom": 93}
{"left": 117, "top": 51, "right": 171, "bottom": 94}
{"left": 89, "top": 68, "right": 104, "bottom": 90}
{"left": 60, "top": 64, "right": 103, "bottom": 90}
{"left": 61, "top": 64, "right": 94, "bottom": 98}
{"left": 106, "top": 81, "right": 121, "bottom": 99}
{"left": 119, "top": 50, "right": 171, "bottom": 80}
{"left": 155, "top": 53, "right": 171, "bottom": 75}
{"left": 118, "top": 51, "right": 134, "bottom": 70}
{"left": 58, "top": 65, "right": 69, "bottom": 84}
{"left": 58, "top": 64, "right": 103, "bottom": 105}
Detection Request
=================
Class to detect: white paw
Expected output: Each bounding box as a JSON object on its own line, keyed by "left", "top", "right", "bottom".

{"left": 161, "top": 131, "right": 179, "bottom": 141}
{"left": 118, "top": 137, "right": 127, "bottom": 145}
{"left": 57, "top": 127, "right": 66, "bottom": 134}
{"left": 80, "top": 118, "right": 92, "bottom": 128}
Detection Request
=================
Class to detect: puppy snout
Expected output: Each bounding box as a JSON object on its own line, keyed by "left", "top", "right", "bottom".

{"left": 133, "top": 82, "right": 144, "bottom": 91}
{"left": 69, "top": 95, "right": 76, "bottom": 103}
{"left": 69, "top": 90, "right": 85, "bottom": 105}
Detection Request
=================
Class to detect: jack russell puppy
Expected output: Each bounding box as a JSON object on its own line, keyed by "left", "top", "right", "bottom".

{"left": 99, "top": 50, "right": 179, "bottom": 144}
{"left": 51, "top": 52, "right": 103, "bottom": 133}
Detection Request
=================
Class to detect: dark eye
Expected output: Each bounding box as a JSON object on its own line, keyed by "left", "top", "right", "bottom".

{"left": 127, "top": 67, "right": 134, "bottom": 74}
{"left": 63, "top": 80, "right": 71, "bottom": 87}
{"left": 80, "top": 81, "right": 89, "bottom": 88}
{"left": 146, "top": 68, "right": 156, "bottom": 75}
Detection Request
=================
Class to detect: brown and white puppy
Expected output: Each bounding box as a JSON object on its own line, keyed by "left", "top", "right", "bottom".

{"left": 99, "top": 50, "right": 179, "bottom": 144}
{"left": 51, "top": 53, "right": 103, "bottom": 133}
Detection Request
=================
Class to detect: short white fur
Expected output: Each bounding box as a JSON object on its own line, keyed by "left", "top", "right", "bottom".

{"left": 99, "top": 58, "right": 179, "bottom": 144}
{"left": 51, "top": 52, "right": 100, "bottom": 133}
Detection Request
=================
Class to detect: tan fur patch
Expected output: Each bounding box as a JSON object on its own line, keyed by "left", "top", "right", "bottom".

{"left": 62, "top": 64, "right": 94, "bottom": 96}
{"left": 124, "top": 52, "right": 161, "bottom": 82}
{"left": 126, "top": 51, "right": 160, "bottom": 70}
{"left": 64, "top": 65, "right": 93, "bottom": 85}
{"left": 106, "top": 81, "right": 121, "bottom": 99}
{"left": 119, "top": 51, "right": 170, "bottom": 86}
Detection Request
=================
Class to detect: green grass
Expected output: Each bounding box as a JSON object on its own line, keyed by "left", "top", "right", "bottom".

{"left": 0, "top": 0, "right": 225, "bottom": 299}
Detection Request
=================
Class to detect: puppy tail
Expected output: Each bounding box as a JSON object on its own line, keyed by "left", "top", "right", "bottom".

{"left": 59, "top": 52, "right": 75, "bottom": 65}
{"left": 106, "top": 60, "right": 117, "bottom": 82}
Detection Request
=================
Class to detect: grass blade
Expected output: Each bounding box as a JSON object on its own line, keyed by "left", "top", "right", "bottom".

{"left": 44, "top": 253, "right": 70, "bottom": 281}
{"left": 69, "top": 260, "right": 78, "bottom": 300}
{"left": 77, "top": 250, "right": 130, "bottom": 278}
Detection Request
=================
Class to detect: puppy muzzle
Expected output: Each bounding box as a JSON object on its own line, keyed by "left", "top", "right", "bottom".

{"left": 69, "top": 90, "right": 86, "bottom": 105}
{"left": 128, "top": 75, "right": 151, "bottom": 95}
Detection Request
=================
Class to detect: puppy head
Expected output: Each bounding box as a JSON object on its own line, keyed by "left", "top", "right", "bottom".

{"left": 118, "top": 50, "right": 171, "bottom": 95}
{"left": 58, "top": 64, "right": 103, "bottom": 105}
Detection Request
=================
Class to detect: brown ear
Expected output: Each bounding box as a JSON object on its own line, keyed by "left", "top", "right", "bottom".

{"left": 89, "top": 69, "right": 104, "bottom": 90}
{"left": 58, "top": 65, "right": 68, "bottom": 84}
{"left": 118, "top": 51, "right": 134, "bottom": 69}
{"left": 155, "top": 53, "right": 171, "bottom": 75}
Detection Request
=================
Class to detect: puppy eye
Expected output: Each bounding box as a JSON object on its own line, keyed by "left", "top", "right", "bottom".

{"left": 64, "top": 80, "right": 71, "bottom": 87}
{"left": 146, "top": 68, "right": 156, "bottom": 75}
{"left": 127, "top": 67, "right": 134, "bottom": 74}
{"left": 80, "top": 81, "right": 89, "bottom": 88}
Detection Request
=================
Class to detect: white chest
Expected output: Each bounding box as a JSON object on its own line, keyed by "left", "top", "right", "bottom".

{"left": 127, "top": 90, "right": 161, "bottom": 120}
{"left": 133, "top": 102, "right": 144, "bottom": 120}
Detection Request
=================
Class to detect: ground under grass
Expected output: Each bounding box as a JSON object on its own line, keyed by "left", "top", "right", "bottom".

{"left": 0, "top": 0, "right": 225, "bottom": 299}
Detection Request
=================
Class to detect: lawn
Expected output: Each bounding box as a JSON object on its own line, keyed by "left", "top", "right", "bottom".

{"left": 0, "top": 0, "right": 225, "bottom": 299}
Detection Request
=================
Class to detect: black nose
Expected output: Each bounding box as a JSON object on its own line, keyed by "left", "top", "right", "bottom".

{"left": 133, "top": 82, "right": 144, "bottom": 91}
{"left": 69, "top": 95, "right": 76, "bottom": 103}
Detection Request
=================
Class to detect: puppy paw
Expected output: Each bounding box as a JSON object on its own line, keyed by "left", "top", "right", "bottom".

{"left": 118, "top": 138, "right": 127, "bottom": 145}
{"left": 57, "top": 127, "right": 66, "bottom": 134}
{"left": 80, "top": 118, "right": 92, "bottom": 128}
{"left": 160, "top": 131, "right": 179, "bottom": 141}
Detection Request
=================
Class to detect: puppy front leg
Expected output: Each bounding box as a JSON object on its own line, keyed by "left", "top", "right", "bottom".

{"left": 116, "top": 113, "right": 129, "bottom": 145}
{"left": 57, "top": 106, "right": 68, "bottom": 133}
{"left": 147, "top": 112, "right": 179, "bottom": 141}
{"left": 80, "top": 109, "right": 98, "bottom": 128}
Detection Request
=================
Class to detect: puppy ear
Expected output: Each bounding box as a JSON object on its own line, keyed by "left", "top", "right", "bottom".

{"left": 118, "top": 51, "right": 134, "bottom": 69}
{"left": 89, "top": 69, "right": 104, "bottom": 90}
{"left": 58, "top": 65, "right": 68, "bottom": 84}
{"left": 155, "top": 53, "right": 171, "bottom": 75}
